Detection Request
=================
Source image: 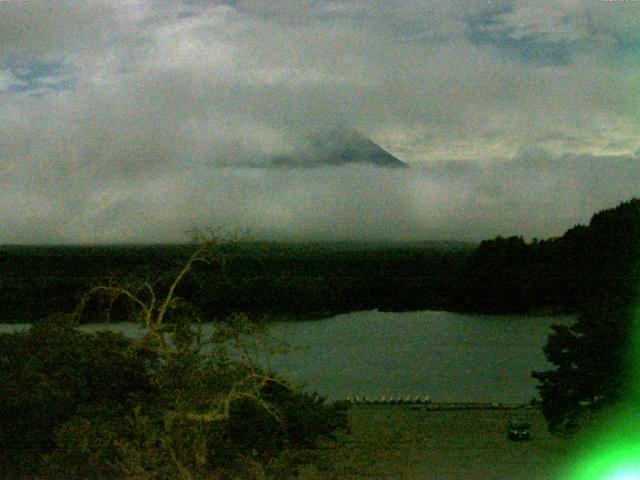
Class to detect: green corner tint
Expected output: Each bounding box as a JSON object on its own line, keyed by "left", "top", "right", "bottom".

{"left": 563, "top": 305, "right": 640, "bottom": 480}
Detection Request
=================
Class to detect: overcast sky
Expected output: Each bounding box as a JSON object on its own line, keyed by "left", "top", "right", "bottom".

{"left": 1, "top": 0, "right": 639, "bottom": 243}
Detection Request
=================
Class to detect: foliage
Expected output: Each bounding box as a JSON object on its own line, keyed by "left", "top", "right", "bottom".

{"left": 0, "top": 242, "right": 470, "bottom": 323}
{"left": 532, "top": 301, "right": 634, "bottom": 433}
{"left": 0, "top": 240, "right": 348, "bottom": 479}
{"left": 460, "top": 198, "right": 640, "bottom": 313}
{"left": 0, "top": 315, "right": 158, "bottom": 477}
{"left": 532, "top": 199, "right": 640, "bottom": 433}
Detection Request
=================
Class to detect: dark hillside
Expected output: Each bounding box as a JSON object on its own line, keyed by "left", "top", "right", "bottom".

{"left": 457, "top": 198, "right": 640, "bottom": 313}
{"left": 0, "top": 242, "right": 471, "bottom": 323}
{"left": 1, "top": 199, "right": 638, "bottom": 322}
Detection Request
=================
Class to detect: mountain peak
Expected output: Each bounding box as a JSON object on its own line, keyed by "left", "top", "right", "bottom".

{"left": 271, "top": 128, "right": 407, "bottom": 168}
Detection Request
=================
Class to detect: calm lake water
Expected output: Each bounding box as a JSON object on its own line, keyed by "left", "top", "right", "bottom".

{"left": 0, "top": 310, "right": 572, "bottom": 403}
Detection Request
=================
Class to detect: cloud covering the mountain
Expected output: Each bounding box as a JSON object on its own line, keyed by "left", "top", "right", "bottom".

{"left": 0, "top": 1, "right": 639, "bottom": 242}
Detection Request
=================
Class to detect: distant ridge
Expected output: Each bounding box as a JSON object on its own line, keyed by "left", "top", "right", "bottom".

{"left": 271, "top": 128, "right": 407, "bottom": 168}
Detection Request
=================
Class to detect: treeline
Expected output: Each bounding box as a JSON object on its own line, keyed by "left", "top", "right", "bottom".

{"left": 0, "top": 244, "right": 194, "bottom": 323}
{"left": 1, "top": 198, "right": 639, "bottom": 323}
{"left": 529, "top": 200, "right": 640, "bottom": 433}
{"left": 457, "top": 198, "right": 640, "bottom": 313}
{"left": 0, "top": 242, "right": 471, "bottom": 323}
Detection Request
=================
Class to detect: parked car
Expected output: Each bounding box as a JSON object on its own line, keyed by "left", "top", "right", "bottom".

{"left": 507, "top": 419, "right": 531, "bottom": 440}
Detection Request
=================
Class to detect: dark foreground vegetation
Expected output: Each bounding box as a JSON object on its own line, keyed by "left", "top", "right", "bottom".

{"left": 0, "top": 243, "right": 348, "bottom": 479}
{"left": 0, "top": 320, "right": 347, "bottom": 479}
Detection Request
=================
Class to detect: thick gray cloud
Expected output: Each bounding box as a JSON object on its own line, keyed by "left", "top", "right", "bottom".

{"left": 0, "top": 0, "right": 639, "bottom": 243}
{"left": 2, "top": 152, "right": 639, "bottom": 244}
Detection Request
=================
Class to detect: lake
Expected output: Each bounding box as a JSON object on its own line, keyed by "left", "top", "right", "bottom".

{"left": 0, "top": 310, "right": 572, "bottom": 403}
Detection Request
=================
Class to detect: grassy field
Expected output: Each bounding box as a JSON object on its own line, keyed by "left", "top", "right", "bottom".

{"left": 303, "top": 404, "right": 574, "bottom": 479}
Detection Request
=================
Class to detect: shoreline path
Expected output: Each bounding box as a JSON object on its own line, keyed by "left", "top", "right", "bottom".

{"left": 308, "top": 404, "right": 574, "bottom": 479}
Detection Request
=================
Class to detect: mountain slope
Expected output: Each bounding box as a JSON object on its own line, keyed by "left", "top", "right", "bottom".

{"left": 458, "top": 198, "right": 640, "bottom": 313}
{"left": 271, "top": 128, "right": 407, "bottom": 168}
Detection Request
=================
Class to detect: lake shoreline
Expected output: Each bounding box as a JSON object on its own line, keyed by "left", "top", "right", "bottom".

{"left": 1, "top": 310, "right": 572, "bottom": 404}
{"left": 0, "top": 301, "right": 576, "bottom": 325}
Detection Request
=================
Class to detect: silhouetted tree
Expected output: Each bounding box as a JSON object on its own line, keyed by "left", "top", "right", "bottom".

{"left": 532, "top": 300, "right": 634, "bottom": 432}
{"left": 532, "top": 198, "right": 640, "bottom": 432}
{"left": 0, "top": 238, "right": 348, "bottom": 479}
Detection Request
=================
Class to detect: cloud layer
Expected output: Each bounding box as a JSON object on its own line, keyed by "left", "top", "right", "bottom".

{"left": 1, "top": 0, "right": 639, "bottom": 243}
